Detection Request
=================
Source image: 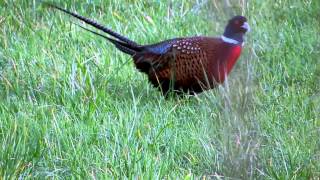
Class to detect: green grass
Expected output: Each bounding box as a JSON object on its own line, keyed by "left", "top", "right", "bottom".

{"left": 1, "top": 0, "right": 320, "bottom": 179}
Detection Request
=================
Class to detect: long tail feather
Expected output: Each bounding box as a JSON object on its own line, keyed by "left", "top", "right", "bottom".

{"left": 46, "top": 3, "right": 138, "bottom": 46}
{"left": 75, "top": 23, "right": 137, "bottom": 55}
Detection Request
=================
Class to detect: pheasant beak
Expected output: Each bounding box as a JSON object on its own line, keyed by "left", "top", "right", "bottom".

{"left": 241, "top": 22, "right": 250, "bottom": 32}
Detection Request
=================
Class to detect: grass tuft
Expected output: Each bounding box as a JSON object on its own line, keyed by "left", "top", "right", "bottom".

{"left": 0, "top": 0, "right": 319, "bottom": 179}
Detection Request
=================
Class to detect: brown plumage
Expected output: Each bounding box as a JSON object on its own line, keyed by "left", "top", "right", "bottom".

{"left": 48, "top": 4, "right": 250, "bottom": 96}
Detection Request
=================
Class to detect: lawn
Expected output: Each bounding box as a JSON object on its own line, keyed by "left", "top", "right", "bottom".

{"left": 0, "top": 0, "right": 319, "bottom": 179}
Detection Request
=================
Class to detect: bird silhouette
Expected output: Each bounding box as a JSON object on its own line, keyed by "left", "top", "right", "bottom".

{"left": 48, "top": 4, "right": 250, "bottom": 96}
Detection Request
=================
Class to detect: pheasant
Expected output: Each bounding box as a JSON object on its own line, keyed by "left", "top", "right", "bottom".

{"left": 48, "top": 4, "right": 250, "bottom": 96}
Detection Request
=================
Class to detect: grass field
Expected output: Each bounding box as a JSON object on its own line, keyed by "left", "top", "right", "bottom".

{"left": 0, "top": 0, "right": 320, "bottom": 179}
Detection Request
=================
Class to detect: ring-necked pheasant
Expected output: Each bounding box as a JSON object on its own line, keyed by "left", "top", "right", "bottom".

{"left": 48, "top": 4, "right": 250, "bottom": 96}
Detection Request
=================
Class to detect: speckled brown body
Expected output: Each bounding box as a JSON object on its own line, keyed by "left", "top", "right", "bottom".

{"left": 133, "top": 37, "right": 242, "bottom": 94}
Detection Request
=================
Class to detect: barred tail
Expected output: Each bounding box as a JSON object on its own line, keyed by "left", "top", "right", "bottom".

{"left": 46, "top": 3, "right": 143, "bottom": 56}
{"left": 46, "top": 3, "right": 138, "bottom": 46}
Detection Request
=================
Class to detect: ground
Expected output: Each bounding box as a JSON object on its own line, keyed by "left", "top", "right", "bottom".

{"left": 0, "top": 0, "right": 319, "bottom": 179}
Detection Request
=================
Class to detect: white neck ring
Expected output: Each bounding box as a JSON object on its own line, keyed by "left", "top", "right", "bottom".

{"left": 221, "top": 35, "right": 240, "bottom": 45}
